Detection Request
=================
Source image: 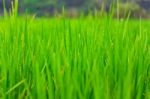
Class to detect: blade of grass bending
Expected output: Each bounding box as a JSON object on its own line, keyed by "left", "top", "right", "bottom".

{"left": 6, "top": 79, "right": 25, "bottom": 95}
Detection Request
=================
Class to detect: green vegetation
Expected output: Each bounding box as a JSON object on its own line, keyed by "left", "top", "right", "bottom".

{"left": 0, "top": 16, "right": 150, "bottom": 99}
{"left": 1, "top": 0, "right": 150, "bottom": 18}
{"left": 0, "top": 0, "right": 150, "bottom": 99}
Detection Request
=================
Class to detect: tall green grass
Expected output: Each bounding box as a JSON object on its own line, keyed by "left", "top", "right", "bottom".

{"left": 0, "top": 16, "right": 150, "bottom": 99}
{"left": 0, "top": 0, "right": 150, "bottom": 99}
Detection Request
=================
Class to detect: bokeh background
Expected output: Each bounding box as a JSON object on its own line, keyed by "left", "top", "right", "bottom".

{"left": 0, "top": 0, "right": 150, "bottom": 18}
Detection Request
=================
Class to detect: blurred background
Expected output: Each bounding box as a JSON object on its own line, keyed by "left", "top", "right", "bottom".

{"left": 0, "top": 0, "right": 150, "bottom": 18}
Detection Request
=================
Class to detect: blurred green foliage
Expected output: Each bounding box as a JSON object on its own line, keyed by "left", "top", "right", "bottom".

{"left": 1, "top": 0, "right": 150, "bottom": 17}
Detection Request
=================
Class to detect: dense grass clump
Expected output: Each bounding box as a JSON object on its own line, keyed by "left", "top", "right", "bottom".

{"left": 0, "top": 16, "right": 150, "bottom": 99}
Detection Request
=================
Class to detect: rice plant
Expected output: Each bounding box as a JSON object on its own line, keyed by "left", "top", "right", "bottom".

{"left": 0, "top": 0, "right": 150, "bottom": 99}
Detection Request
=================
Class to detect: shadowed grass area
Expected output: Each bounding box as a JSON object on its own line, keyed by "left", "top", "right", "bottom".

{"left": 0, "top": 16, "right": 150, "bottom": 99}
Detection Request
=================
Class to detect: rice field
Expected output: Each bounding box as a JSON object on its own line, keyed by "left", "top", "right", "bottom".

{"left": 0, "top": 15, "right": 150, "bottom": 99}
